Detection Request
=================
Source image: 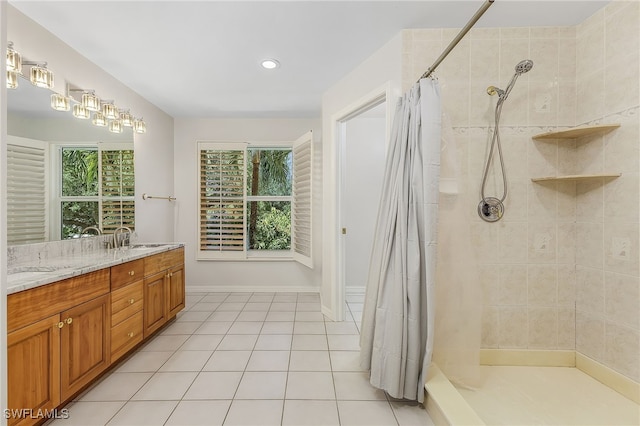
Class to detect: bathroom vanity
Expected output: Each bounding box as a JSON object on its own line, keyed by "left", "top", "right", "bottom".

{"left": 6, "top": 244, "right": 185, "bottom": 426}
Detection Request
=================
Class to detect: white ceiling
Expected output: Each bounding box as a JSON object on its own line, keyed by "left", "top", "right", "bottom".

{"left": 10, "top": 1, "right": 609, "bottom": 118}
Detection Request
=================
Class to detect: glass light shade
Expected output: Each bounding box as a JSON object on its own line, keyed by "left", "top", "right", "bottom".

{"left": 82, "top": 92, "right": 101, "bottom": 111}
{"left": 51, "top": 93, "right": 70, "bottom": 111}
{"left": 30, "top": 65, "right": 54, "bottom": 89}
{"left": 109, "top": 119, "right": 124, "bottom": 134}
{"left": 6, "top": 71, "right": 18, "bottom": 89}
{"left": 7, "top": 45, "right": 22, "bottom": 73}
{"left": 102, "top": 102, "right": 119, "bottom": 120}
{"left": 92, "top": 112, "right": 108, "bottom": 127}
{"left": 133, "top": 118, "right": 147, "bottom": 134}
{"left": 73, "top": 104, "right": 90, "bottom": 119}
{"left": 119, "top": 110, "right": 134, "bottom": 127}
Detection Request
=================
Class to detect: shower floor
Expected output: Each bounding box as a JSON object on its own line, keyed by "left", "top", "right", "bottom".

{"left": 455, "top": 366, "right": 639, "bottom": 425}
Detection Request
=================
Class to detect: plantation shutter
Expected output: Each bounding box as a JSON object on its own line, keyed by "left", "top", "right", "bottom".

{"left": 100, "top": 149, "right": 135, "bottom": 234}
{"left": 198, "top": 142, "right": 247, "bottom": 259}
{"left": 292, "top": 131, "right": 313, "bottom": 268}
{"left": 7, "top": 137, "right": 48, "bottom": 245}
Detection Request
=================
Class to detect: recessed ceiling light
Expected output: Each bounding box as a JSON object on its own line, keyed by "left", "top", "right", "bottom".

{"left": 261, "top": 59, "right": 280, "bottom": 70}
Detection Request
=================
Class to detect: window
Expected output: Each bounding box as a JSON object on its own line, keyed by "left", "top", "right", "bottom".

{"left": 57, "top": 145, "right": 134, "bottom": 239}
{"left": 198, "top": 132, "right": 313, "bottom": 266}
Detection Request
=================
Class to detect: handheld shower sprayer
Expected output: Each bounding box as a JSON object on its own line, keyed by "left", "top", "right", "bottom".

{"left": 478, "top": 59, "right": 534, "bottom": 222}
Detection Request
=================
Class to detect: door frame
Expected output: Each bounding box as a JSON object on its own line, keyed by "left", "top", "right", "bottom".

{"left": 329, "top": 83, "right": 392, "bottom": 321}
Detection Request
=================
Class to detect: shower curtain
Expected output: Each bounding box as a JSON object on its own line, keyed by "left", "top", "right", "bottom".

{"left": 359, "top": 78, "right": 441, "bottom": 403}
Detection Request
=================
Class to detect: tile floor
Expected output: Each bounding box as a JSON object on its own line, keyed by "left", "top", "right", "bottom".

{"left": 51, "top": 292, "right": 434, "bottom": 426}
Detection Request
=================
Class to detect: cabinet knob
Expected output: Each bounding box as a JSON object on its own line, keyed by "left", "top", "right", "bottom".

{"left": 129, "top": 298, "right": 135, "bottom": 304}
{"left": 169, "top": 272, "right": 173, "bottom": 278}
{"left": 65, "top": 318, "right": 73, "bottom": 325}
{"left": 56, "top": 321, "right": 64, "bottom": 329}
{"left": 129, "top": 271, "right": 135, "bottom": 276}
{"left": 127, "top": 332, "right": 134, "bottom": 338}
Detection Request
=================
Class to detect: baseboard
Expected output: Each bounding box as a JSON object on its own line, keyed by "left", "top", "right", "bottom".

{"left": 424, "top": 363, "right": 486, "bottom": 426}
{"left": 185, "top": 285, "right": 320, "bottom": 293}
{"left": 321, "top": 304, "right": 336, "bottom": 322}
{"left": 346, "top": 286, "right": 366, "bottom": 295}
{"left": 480, "top": 349, "right": 575, "bottom": 367}
{"left": 576, "top": 353, "right": 640, "bottom": 404}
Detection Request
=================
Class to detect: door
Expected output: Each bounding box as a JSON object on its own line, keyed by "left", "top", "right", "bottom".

{"left": 167, "top": 264, "right": 185, "bottom": 318}
{"left": 7, "top": 314, "right": 61, "bottom": 426}
{"left": 144, "top": 271, "right": 168, "bottom": 337}
{"left": 60, "top": 294, "right": 110, "bottom": 400}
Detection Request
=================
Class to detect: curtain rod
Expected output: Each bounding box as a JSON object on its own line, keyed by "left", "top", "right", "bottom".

{"left": 418, "top": 0, "right": 495, "bottom": 81}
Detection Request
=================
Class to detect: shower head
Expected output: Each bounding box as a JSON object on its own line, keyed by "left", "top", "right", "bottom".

{"left": 515, "top": 59, "right": 534, "bottom": 75}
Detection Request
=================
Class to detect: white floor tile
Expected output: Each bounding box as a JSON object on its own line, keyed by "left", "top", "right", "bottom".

{"left": 330, "top": 351, "right": 365, "bottom": 372}
{"left": 235, "top": 372, "right": 288, "bottom": 399}
{"left": 266, "top": 312, "right": 296, "bottom": 322}
{"left": 327, "top": 334, "right": 360, "bottom": 351}
{"left": 228, "top": 321, "right": 264, "bottom": 334}
{"left": 200, "top": 294, "right": 229, "bottom": 303}
{"left": 217, "top": 334, "right": 259, "bottom": 350}
{"left": 337, "top": 400, "right": 398, "bottom": 426}
{"left": 296, "top": 302, "right": 321, "bottom": 312}
{"left": 246, "top": 350, "right": 290, "bottom": 371}
{"left": 139, "top": 334, "right": 189, "bottom": 352}
{"left": 282, "top": 400, "right": 339, "bottom": 426}
{"left": 325, "top": 321, "right": 359, "bottom": 335}
{"left": 203, "top": 350, "right": 251, "bottom": 371}
{"left": 236, "top": 311, "right": 268, "bottom": 322}
{"left": 226, "top": 294, "right": 251, "bottom": 303}
{"left": 254, "top": 334, "right": 293, "bottom": 350}
{"left": 165, "top": 400, "right": 232, "bottom": 426}
{"left": 176, "top": 311, "right": 212, "bottom": 322}
{"left": 107, "top": 400, "right": 178, "bottom": 426}
{"left": 243, "top": 302, "right": 271, "bottom": 311}
{"left": 347, "top": 303, "right": 363, "bottom": 312}
{"left": 224, "top": 399, "right": 283, "bottom": 426}
{"left": 248, "top": 294, "right": 275, "bottom": 303}
{"left": 293, "top": 321, "right": 326, "bottom": 335}
{"left": 49, "top": 401, "right": 124, "bottom": 426}
{"left": 160, "top": 321, "right": 202, "bottom": 335}
{"left": 180, "top": 334, "right": 224, "bottom": 351}
{"left": 195, "top": 321, "right": 233, "bottom": 335}
{"left": 286, "top": 372, "right": 335, "bottom": 400}
{"left": 158, "top": 350, "right": 213, "bottom": 372}
{"left": 190, "top": 302, "right": 221, "bottom": 312}
{"left": 80, "top": 372, "right": 152, "bottom": 401}
{"left": 217, "top": 302, "right": 246, "bottom": 311}
{"left": 289, "top": 350, "right": 331, "bottom": 372}
{"left": 390, "top": 401, "right": 435, "bottom": 426}
{"left": 183, "top": 371, "right": 243, "bottom": 400}
{"left": 208, "top": 311, "right": 240, "bottom": 322}
{"left": 131, "top": 372, "right": 197, "bottom": 400}
{"left": 273, "top": 295, "right": 297, "bottom": 303}
{"left": 297, "top": 294, "right": 320, "bottom": 302}
{"left": 345, "top": 294, "right": 365, "bottom": 303}
{"left": 115, "top": 351, "right": 174, "bottom": 373}
{"left": 261, "top": 321, "right": 294, "bottom": 334}
{"left": 333, "top": 372, "right": 387, "bottom": 400}
{"left": 295, "top": 312, "right": 325, "bottom": 322}
{"left": 292, "top": 334, "right": 328, "bottom": 351}
{"left": 270, "top": 302, "right": 297, "bottom": 312}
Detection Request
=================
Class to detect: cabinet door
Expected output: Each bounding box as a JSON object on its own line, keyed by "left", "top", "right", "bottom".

{"left": 60, "top": 294, "right": 111, "bottom": 401}
{"left": 167, "top": 264, "right": 185, "bottom": 319}
{"left": 144, "top": 271, "right": 167, "bottom": 337}
{"left": 7, "top": 315, "right": 61, "bottom": 426}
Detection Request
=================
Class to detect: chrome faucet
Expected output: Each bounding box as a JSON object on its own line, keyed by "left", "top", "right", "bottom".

{"left": 81, "top": 226, "right": 102, "bottom": 236}
{"left": 113, "top": 226, "right": 133, "bottom": 250}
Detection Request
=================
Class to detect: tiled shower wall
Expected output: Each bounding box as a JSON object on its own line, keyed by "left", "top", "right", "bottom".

{"left": 402, "top": 0, "right": 639, "bottom": 383}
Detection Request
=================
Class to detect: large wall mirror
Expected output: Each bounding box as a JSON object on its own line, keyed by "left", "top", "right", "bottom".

{"left": 7, "top": 76, "right": 135, "bottom": 246}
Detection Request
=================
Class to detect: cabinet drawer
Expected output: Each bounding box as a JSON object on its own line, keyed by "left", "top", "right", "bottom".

{"left": 144, "top": 248, "right": 184, "bottom": 276}
{"left": 111, "top": 311, "right": 143, "bottom": 363}
{"left": 111, "top": 281, "right": 143, "bottom": 327}
{"left": 111, "top": 259, "right": 144, "bottom": 290}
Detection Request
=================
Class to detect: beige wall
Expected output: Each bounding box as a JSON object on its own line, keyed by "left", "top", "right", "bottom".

{"left": 403, "top": 0, "right": 639, "bottom": 383}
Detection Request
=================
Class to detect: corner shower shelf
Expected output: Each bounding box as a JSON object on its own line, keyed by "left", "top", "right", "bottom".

{"left": 531, "top": 173, "right": 622, "bottom": 183}
{"left": 532, "top": 123, "right": 621, "bottom": 140}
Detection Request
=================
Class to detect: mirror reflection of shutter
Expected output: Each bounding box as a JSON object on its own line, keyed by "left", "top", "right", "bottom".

{"left": 198, "top": 142, "right": 247, "bottom": 259}
{"left": 101, "top": 149, "right": 135, "bottom": 234}
{"left": 7, "top": 138, "right": 48, "bottom": 245}
{"left": 292, "top": 131, "right": 313, "bottom": 268}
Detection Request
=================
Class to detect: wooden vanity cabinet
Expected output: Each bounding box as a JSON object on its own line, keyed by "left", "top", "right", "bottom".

{"left": 110, "top": 259, "right": 145, "bottom": 363}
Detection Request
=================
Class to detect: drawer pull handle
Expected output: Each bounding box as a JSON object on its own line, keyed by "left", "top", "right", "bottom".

{"left": 129, "top": 298, "right": 135, "bottom": 304}
{"left": 127, "top": 332, "right": 134, "bottom": 338}
{"left": 65, "top": 318, "right": 73, "bottom": 325}
{"left": 56, "top": 322, "right": 64, "bottom": 329}
{"left": 129, "top": 271, "right": 135, "bottom": 276}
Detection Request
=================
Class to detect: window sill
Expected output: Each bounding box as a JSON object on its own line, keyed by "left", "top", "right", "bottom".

{"left": 247, "top": 250, "right": 294, "bottom": 261}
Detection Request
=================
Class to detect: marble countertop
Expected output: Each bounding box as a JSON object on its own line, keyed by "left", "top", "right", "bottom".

{"left": 7, "top": 243, "right": 184, "bottom": 295}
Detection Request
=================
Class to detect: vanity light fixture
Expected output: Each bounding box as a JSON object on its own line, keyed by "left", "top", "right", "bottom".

{"left": 102, "top": 101, "right": 119, "bottom": 120}
{"left": 108, "top": 119, "right": 124, "bottom": 134}
{"left": 7, "top": 42, "right": 22, "bottom": 73}
{"left": 23, "top": 61, "right": 54, "bottom": 89}
{"left": 73, "top": 104, "right": 90, "bottom": 119}
{"left": 261, "top": 59, "right": 280, "bottom": 70}
{"left": 133, "top": 118, "right": 147, "bottom": 134}
{"left": 92, "top": 111, "right": 108, "bottom": 127}
{"left": 119, "top": 109, "right": 134, "bottom": 127}
{"left": 51, "top": 93, "right": 71, "bottom": 111}
{"left": 82, "top": 91, "right": 101, "bottom": 111}
{"left": 6, "top": 71, "right": 18, "bottom": 89}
